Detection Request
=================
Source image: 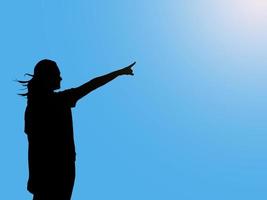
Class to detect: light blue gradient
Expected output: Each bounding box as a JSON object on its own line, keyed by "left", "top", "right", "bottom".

{"left": 1, "top": 0, "right": 267, "bottom": 199}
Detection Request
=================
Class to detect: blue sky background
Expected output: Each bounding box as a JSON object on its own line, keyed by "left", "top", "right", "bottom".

{"left": 1, "top": 0, "right": 267, "bottom": 199}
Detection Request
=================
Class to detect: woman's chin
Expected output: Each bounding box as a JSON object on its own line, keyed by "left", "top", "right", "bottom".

{"left": 53, "top": 85, "right": 61, "bottom": 90}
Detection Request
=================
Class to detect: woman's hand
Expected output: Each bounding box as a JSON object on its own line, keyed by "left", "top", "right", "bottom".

{"left": 119, "top": 62, "right": 136, "bottom": 75}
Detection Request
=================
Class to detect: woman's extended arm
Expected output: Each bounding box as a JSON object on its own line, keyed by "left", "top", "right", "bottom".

{"left": 73, "top": 62, "right": 135, "bottom": 101}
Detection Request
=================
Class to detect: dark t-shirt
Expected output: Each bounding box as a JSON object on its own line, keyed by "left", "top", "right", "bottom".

{"left": 24, "top": 88, "right": 79, "bottom": 193}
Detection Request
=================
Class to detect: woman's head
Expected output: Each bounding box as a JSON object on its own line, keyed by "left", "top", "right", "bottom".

{"left": 33, "top": 59, "right": 62, "bottom": 90}
{"left": 18, "top": 59, "right": 62, "bottom": 97}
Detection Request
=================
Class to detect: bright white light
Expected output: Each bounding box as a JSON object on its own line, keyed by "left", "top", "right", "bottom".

{"left": 230, "top": 0, "right": 267, "bottom": 28}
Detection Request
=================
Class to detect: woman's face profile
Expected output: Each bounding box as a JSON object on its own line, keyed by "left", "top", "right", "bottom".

{"left": 49, "top": 66, "right": 62, "bottom": 90}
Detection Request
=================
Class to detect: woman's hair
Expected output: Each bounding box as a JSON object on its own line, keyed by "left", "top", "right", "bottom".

{"left": 18, "top": 59, "right": 58, "bottom": 97}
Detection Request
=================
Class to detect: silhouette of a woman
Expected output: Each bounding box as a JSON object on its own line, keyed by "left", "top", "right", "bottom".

{"left": 20, "top": 59, "right": 135, "bottom": 200}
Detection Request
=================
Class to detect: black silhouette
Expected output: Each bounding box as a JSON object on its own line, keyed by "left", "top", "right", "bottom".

{"left": 19, "top": 59, "right": 135, "bottom": 200}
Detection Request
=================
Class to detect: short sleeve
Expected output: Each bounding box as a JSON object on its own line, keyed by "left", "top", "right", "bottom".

{"left": 55, "top": 88, "right": 79, "bottom": 108}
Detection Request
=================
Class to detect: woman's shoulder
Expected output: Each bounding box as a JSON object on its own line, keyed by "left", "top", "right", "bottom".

{"left": 53, "top": 88, "right": 78, "bottom": 107}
